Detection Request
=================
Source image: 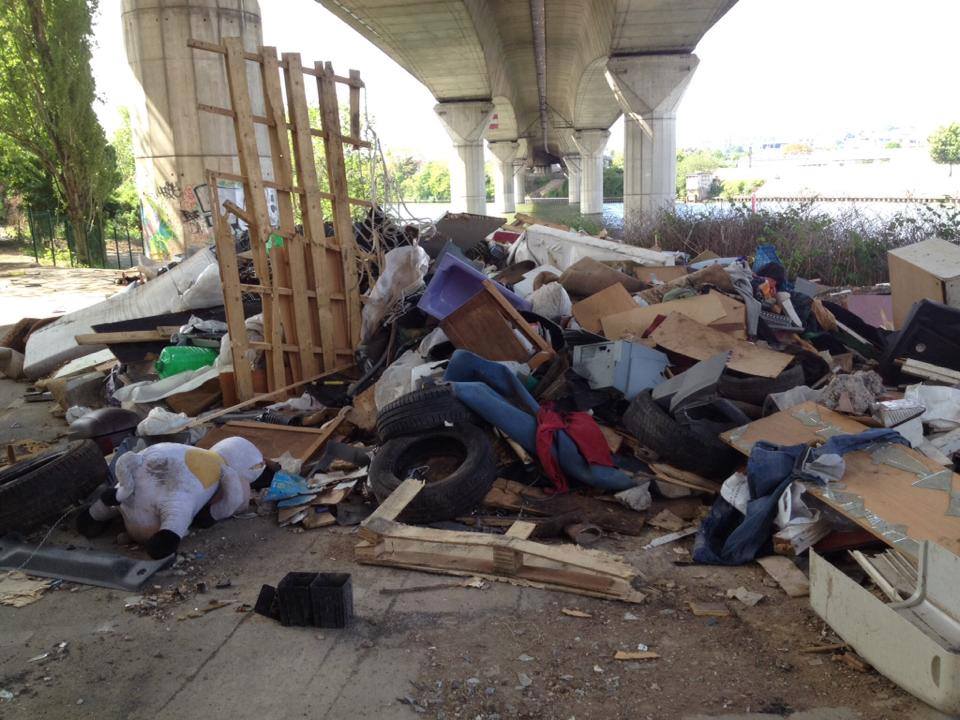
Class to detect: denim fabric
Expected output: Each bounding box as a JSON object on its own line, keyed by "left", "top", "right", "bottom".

{"left": 693, "top": 428, "right": 908, "bottom": 565}
{"left": 444, "top": 350, "right": 635, "bottom": 491}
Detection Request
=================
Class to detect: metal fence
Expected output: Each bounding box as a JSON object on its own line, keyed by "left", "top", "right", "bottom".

{"left": 24, "top": 208, "right": 146, "bottom": 269}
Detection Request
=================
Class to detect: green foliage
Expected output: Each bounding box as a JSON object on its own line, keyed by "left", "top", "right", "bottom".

{"left": 718, "top": 178, "right": 765, "bottom": 199}
{"left": 104, "top": 107, "right": 138, "bottom": 224}
{"left": 399, "top": 160, "right": 450, "bottom": 202}
{"left": 0, "top": 0, "right": 119, "bottom": 265}
{"left": 675, "top": 149, "right": 727, "bottom": 197}
{"left": 635, "top": 199, "right": 960, "bottom": 286}
{"left": 928, "top": 123, "right": 960, "bottom": 176}
{"left": 484, "top": 163, "right": 494, "bottom": 202}
{"left": 0, "top": 134, "right": 56, "bottom": 212}
{"left": 604, "top": 151, "right": 624, "bottom": 198}
{"left": 885, "top": 140, "right": 901, "bottom": 149}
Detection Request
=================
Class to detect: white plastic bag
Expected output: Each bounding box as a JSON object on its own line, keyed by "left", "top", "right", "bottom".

{"left": 360, "top": 245, "right": 429, "bottom": 342}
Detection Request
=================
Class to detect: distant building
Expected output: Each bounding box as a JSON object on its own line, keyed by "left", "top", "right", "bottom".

{"left": 686, "top": 172, "right": 715, "bottom": 202}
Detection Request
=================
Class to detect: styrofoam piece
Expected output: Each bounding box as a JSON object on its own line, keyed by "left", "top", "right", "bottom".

{"left": 516, "top": 225, "right": 683, "bottom": 269}
{"left": 571, "top": 340, "right": 668, "bottom": 400}
{"left": 810, "top": 545, "right": 960, "bottom": 714}
{"left": 24, "top": 249, "right": 218, "bottom": 379}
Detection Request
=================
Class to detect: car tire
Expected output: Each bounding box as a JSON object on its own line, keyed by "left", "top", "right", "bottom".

{"left": 623, "top": 390, "right": 740, "bottom": 478}
{"left": 0, "top": 440, "right": 110, "bottom": 535}
{"left": 369, "top": 424, "right": 496, "bottom": 523}
{"left": 718, "top": 364, "right": 805, "bottom": 406}
{"left": 376, "top": 385, "right": 476, "bottom": 442}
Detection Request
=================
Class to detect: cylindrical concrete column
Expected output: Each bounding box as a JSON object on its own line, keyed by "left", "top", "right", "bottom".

{"left": 123, "top": 0, "right": 267, "bottom": 257}
{"left": 488, "top": 140, "right": 519, "bottom": 214}
{"left": 572, "top": 130, "right": 609, "bottom": 215}
{"left": 563, "top": 155, "right": 581, "bottom": 204}
{"left": 435, "top": 101, "right": 494, "bottom": 214}
{"left": 606, "top": 54, "right": 698, "bottom": 235}
{"left": 513, "top": 162, "right": 527, "bottom": 205}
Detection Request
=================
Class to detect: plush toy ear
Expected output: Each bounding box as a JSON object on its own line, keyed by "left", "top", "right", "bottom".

{"left": 114, "top": 452, "right": 142, "bottom": 503}
{"left": 145, "top": 529, "right": 180, "bottom": 559}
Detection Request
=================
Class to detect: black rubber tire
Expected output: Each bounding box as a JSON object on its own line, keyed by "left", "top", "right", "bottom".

{"left": 377, "top": 385, "right": 476, "bottom": 442}
{"left": 718, "top": 363, "right": 805, "bottom": 406}
{"left": 369, "top": 423, "right": 496, "bottom": 523}
{"left": 623, "top": 390, "right": 739, "bottom": 478}
{"left": 0, "top": 440, "right": 110, "bottom": 535}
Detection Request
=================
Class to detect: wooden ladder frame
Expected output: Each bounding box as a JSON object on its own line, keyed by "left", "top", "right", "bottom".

{"left": 190, "top": 37, "right": 369, "bottom": 401}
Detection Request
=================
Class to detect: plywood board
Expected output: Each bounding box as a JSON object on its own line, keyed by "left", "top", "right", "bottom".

{"left": 601, "top": 292, "right": 726, "bottom": 340}
{"left": 806, "top": 447, "right": 960, "bottom": 557}
{"left": 650, "top": 313, "right": 793, "bottom": 378}
{"left": 757, "top": 555, "right": 809, "bottom": 598}
{"left": 720, "top": 402, "right": 867, "bottom": 456}
{"left": 572, "top": 283, "right": 637, "bottom": 335}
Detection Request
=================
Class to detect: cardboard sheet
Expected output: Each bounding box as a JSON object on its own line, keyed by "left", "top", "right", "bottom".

{"left": 572, "top": 284, "right": 637, "bottom": 335}
{"left": 649, "top": 313, "right": 793, "bottom": 378}
{"left": 601, "top": 292, "right": 727, "bottom": 340}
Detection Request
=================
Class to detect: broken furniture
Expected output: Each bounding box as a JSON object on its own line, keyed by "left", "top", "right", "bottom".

{"left": 441, "top": 281, "right": 555, "bottom": 369}
{"left": 811, "top": 542, "right": 960, "bottom": 714}
{"left": 356, "top": 479, "right": 645, "bottom": 603}
{"left": 887, "top": 238, "right": 960, "bottom": 328}
{"left": 191, "top": 38, "right": 368, "bottom": 401}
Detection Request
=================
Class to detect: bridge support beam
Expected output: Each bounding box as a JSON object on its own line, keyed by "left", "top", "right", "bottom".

{"left": 488, "top": 140, "right": 519, "bottom": 214}
{"left": 606, "top": 54, "right": 698, "bottom": 235}
{"left": 572, "top": 129, "right": 609, "bottom": 215}
{"left": 563, "top": 155, "right": 581, "bottom": 205}
{"left": 435, "top": 100, "right": 495, "bottom": 214}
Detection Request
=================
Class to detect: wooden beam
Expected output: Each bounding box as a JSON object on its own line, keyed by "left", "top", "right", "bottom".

{"left": 359, "top": 478, "right": 425, "bottom": 542}
{"left": 283, "top": 52, "right": 338, "bottom": 372}
{"left": 74, "top": 330, "right": 169, "bottom": 345}
{"left": 223, "top": 37, "right": 285, "bottom": 391}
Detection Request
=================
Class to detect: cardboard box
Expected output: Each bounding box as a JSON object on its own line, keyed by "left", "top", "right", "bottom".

{"left": 888, "top": 239, "right": 960, "bottom": 328}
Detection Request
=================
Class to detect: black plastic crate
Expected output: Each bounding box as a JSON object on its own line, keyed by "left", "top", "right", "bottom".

{"left": 310, "top": 573, "right": 353, "bottom": 628}
{"left": 277, "top": 572, "right": 317, "bottom": 626}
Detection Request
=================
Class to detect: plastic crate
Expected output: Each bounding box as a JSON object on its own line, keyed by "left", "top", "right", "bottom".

{"left": 310, "top": 573, "right": 353, "bottom": 629}
{"left": 277, "top": 572, "right": 317, "bottom": 627}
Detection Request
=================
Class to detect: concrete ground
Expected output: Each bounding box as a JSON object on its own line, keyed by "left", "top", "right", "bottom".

{"left": 0, "top": 370, "right": 951, "bottom": 720}
{"left": 0, "top": 241, "right": 122, "bottom": 326}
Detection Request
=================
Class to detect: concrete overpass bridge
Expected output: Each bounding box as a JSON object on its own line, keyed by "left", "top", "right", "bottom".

{"left": 316, "top": 0, "right": 735, "bottom": 228}
{"left": 122, "top": 0, "right": 733, "bottom": 255}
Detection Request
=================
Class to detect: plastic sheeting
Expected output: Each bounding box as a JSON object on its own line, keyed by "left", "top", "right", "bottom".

{"left": 510, "top": 225, "right": 683, "bottom": 269}
{"left": 24, "top": 248, "right": 220, "bottom": 379}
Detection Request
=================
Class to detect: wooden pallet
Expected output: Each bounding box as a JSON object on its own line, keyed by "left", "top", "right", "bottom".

{"left": 190, "top": 38, "right": 369, "bottom": 401}
{"left": 356, "top": 479, "right": 646, "bottom": 604}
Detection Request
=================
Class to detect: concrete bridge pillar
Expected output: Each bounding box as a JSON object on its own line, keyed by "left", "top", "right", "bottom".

{"left": 434, "top": 100, "right": 495, "bottom": 214}
{"left": 563, "top": 155, "right": 581, "bottom": 205}
{"left": 572, "top": 129, "right": 609, "bottom": 215}
{"left": 606, "top": 54, "right": 698, "bottom": 234}
{"left": 488, "top": 140, "right": 519, "bottom": 214}
{"left": 513, "top": 162, "right": 528, "bottom": 205}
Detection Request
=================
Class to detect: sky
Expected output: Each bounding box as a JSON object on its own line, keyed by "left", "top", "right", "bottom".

{"left": 91, "top": 0, "right": 960, "bottom": 157}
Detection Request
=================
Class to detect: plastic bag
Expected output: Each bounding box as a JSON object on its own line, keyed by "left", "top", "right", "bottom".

{"left": 137, "top": 407, "right": 192, "bottom": 437}
{"left": 360, "top": 245, "right": 429, "bottom": 342}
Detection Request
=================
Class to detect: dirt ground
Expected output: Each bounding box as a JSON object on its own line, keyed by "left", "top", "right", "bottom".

{"left": 0, "top": 373, "right": 948, "bottom": 720}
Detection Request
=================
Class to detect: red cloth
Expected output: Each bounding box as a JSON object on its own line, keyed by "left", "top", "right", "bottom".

{"left": 535, "top": 402, "right": 614, "bottom": 492}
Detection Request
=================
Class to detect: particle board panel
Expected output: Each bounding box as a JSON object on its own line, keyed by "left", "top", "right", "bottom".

{"left": 720, "top": 402, "right": 868, "bottom": 456}
{"left": 650, "top": 313, "right": 793, "bottom": 378}
{"left": 572, "top": 283, "right": 637, "bottom": 335}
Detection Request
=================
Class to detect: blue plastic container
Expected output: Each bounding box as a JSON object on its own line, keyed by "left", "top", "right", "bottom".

{"left": 417, "top": 252, "right": 530, "bottom": 321}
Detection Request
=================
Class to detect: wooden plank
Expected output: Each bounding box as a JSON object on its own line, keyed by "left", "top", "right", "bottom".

{"left": 648, "top": 462, "right": 721, "bottom": 495}
{"left": 442, "top": 288, "right": 532, "bottom": 364}
{"left": 262, "top": 47, "right": 316, "bottom": 381}
{"left": 358, "top": 478, "right": 425, "bottom": 542}
{"left": 74, "top": 330, "right": 167, "bottom": 345}
{"left": 650, "top": 313, "right": 793, "bottom": 378}
{"left": 207, "top": 171, "right": 254, "bottom": 400}
{"left": 720, "top": 402, "right": 868, "bottom": 456}
{"left": 505, "top": 521, "right": 537, "bottom": 540}
{"left": 284, "top": 52, "right": 338, "bottom": 372}
{"left": 187, "top": 363, "right": 354, "bottom": 427}
{"left": 756, "top": 555, "right": 809, "bottom": 598}
{"left": 223, "top": 37, "right": 285, "bottom": 391}
{"left": 316, "top": 61, "right": 362, "bottom": 349}
{"left": 196, "top": 408, "right": 347, "bottom": 462}
{"left": 571, "top": 283, "right": 637, "bottom": 335}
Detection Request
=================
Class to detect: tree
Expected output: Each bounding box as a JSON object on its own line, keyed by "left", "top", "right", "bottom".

{"left": 783, "top": 143, "right": 813, "bottom": 156}
{"left": 0, "top": 0, "right": 118, "bottom": 265}
{"left": 104, "top": 107, "right": 138, "bottom": 223}
{"left": 929, "top": 123, "right": 960, "bottom": 176}
{"left": 675, "top": 148, "right": 727, "bottom": 197}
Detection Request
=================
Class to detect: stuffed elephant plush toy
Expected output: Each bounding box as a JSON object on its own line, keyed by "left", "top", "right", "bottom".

{"left": 77, "top": 437, "right": 265, "bottom": 558}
